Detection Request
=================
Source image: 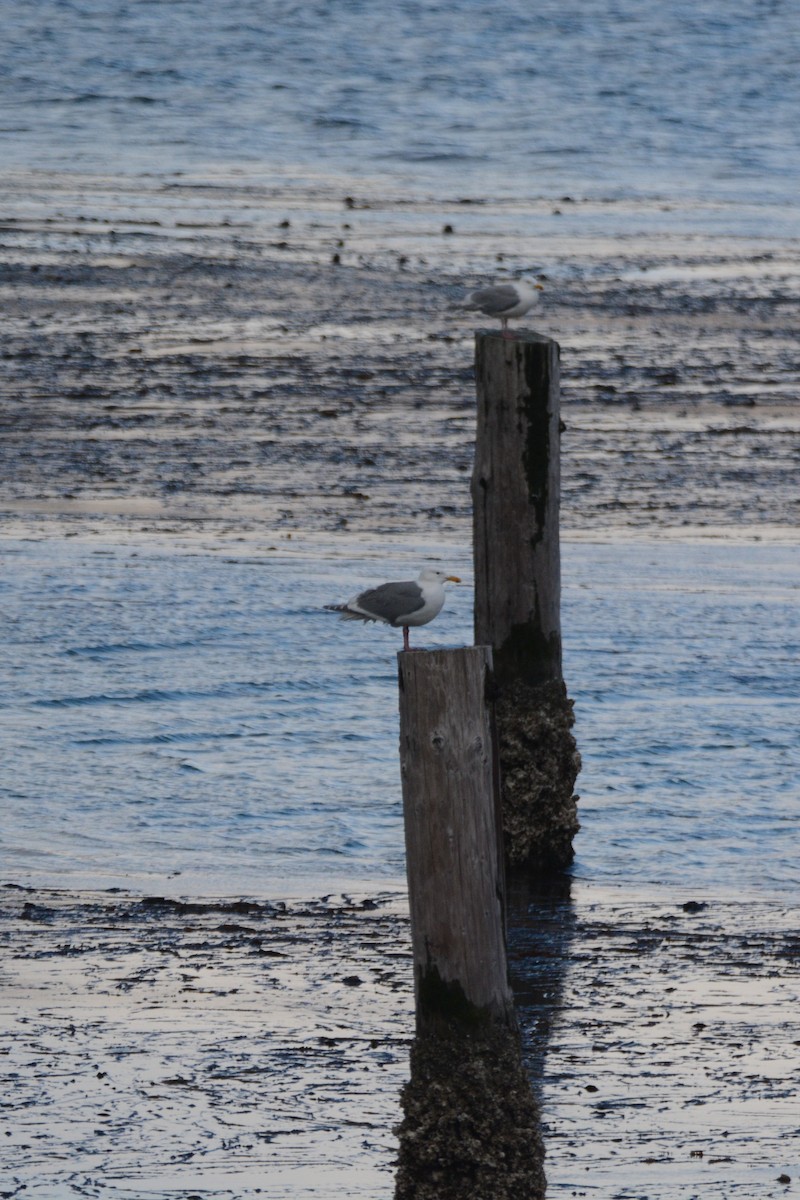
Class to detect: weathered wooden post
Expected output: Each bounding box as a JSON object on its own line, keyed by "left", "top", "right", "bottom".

{"left": 398, "top": 646, "right": 511, "bottom": 1026}
{"left": 472, "top": 330, "right": 580, "bottom": 871}
{"left": 394, "top": 647, "right": 545, "bottom": 1200}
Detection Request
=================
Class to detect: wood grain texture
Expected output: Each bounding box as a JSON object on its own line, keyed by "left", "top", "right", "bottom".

{"left": 472, "top": 330, "right": 562, "bottom": 685}
{"left": 397, "top": 646, "right": 513, "bottom": 1027}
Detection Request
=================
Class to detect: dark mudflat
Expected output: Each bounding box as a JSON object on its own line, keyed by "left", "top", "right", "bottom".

{"left": 2, "top": 885, "right": 797, "bottom": 1198}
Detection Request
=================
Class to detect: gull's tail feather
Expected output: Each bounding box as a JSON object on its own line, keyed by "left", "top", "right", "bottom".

{"left": 324, "top": 604, "right": 375, "bottom": 623}
{"left": 453, "top": 293, "right": 480, "bottom": 311}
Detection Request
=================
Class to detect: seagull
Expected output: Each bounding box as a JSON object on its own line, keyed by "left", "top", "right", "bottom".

{"left": 463, "top": 280, "right": 544, "bottom": 337}
{"left": 325, "top": 568, "right": 461, "bottom": 652}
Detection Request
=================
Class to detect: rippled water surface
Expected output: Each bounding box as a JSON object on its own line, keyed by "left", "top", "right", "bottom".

{"left": 3, "top": 0, "right": 800, "bottom": 205}
{"left": 3, "top": 536, "right": 797, "bottom": 899}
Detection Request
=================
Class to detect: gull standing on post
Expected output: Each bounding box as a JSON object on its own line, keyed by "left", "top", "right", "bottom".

{"left": 325, "top": 568, "right": 461, "bottom": 652}
{"left": 463, "top": 280, "right": 544, "bottom": 337}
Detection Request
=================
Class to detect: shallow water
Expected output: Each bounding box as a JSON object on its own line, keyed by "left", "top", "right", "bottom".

{"left": 2, "top": 534, "right": 797, "bottom": 900}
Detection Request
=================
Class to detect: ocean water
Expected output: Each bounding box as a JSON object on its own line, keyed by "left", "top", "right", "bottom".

{"left": 2, "top": 535, "right": 797, "bottom": 900}
{"left": 2, "top": 0, "right": 800, "bottom": 207}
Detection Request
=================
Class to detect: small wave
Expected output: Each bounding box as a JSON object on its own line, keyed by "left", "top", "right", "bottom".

{"left": 313, "top": 116, "right": 369, "bottom": 129}
{"left": 385, "top": 150, "right": 487, "bottom": 164}
{"left": 31, "top": 678, "right": 288, "bottom": 709}
{"left": 134, "top": 68, "right": 184, "bottom": 80}
{"left": 34, "top": 688, "right": 184, "bottom": 708}
{"left": 60, "top": 93, "right": 162, "bottom": 105}
{"left": 65, "top": 638, "right": 207, "bottom": 656}
{"left": 74, "top": 729, "right": 249, "bottom": 747}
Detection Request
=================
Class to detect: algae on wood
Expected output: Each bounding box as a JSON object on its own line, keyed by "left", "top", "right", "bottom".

{"left": 472, "top": 330, "right": 580, "bottom": 870}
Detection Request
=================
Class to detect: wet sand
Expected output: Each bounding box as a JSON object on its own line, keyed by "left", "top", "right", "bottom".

{"left": 2, "top": 171, "right": 799, "bottom": 1197}
{"left": 0, "top": 886, "right": 410, "bottom": 1199}
{"left": 2, "top": 884, "right": 798, "bottom": 1198}
{"left": 2, "top": 171, "right": 799, "bottom": 544}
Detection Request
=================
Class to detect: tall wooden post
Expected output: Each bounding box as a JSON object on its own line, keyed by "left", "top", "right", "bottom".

{"left": 473, "top": 331, "right": 562, "bottom": 684}
{"left": 395, "top": 646, "right": 545, "bottom": 1200}
{"left": 397, "top": 646, "right": 512, "bottom": 1027}
{"left": 471, "top": 329, "right": 580, "bottom": 871}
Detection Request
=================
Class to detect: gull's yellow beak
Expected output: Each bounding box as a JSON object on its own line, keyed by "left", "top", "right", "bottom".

{"left": 446, "top": 575, "right": 461, "bottom": 583}
{"left": 535, "top": 283, "right": 545, "bottom": 291}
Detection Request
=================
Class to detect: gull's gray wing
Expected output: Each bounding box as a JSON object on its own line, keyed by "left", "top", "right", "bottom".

{"left": 467, "top": 284, "right": 520, "bottom": 315}
{"left": 356, "top": 580, "right": 424, "bottom": 624}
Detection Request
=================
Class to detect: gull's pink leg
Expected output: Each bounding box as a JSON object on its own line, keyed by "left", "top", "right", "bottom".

{"left": 501, "top": 316, "right": 512, "bottom": 339}
{"left": 403, "top": 626, "right": 410, "bottom": 652}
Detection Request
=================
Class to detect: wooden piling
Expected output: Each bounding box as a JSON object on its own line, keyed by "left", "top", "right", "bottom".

{"left": 395, "top": 645, "right": 546, "bottom": 1200}
{"left": 471, "top": 329, "right": 580, "bottom": 871}
{"left": 472, "top": 331, "right": 562, "bottom": 684}
{"left": 397, "top": 646, "right": 512, "bottom": 1028}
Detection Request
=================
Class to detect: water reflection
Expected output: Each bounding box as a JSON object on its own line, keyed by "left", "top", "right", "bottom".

{"left": 506, "top": 871, "right": 577, "bottom": 1104}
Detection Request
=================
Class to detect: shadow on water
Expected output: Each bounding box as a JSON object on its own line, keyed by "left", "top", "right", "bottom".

{"left": 393, "top": 871, "right": 574, "bottom": 1200}
{"left": 506, "top": 870, "right": 576, "bottom": 1099}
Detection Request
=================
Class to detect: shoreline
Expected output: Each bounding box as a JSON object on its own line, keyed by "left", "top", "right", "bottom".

{"left": 3, "top": 508, "right": 800, "bottom": 545}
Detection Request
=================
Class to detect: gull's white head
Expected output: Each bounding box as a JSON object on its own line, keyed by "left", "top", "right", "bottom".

{"left": 418, "top": 568, "right": 461, "bottom": 586}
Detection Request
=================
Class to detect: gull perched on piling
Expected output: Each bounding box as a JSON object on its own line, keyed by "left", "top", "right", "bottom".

{"left": 325, "top": 568, "right": 460, "bottom": 652}
{"left": 463, "top": 280, "right": 544, "bottom": 336}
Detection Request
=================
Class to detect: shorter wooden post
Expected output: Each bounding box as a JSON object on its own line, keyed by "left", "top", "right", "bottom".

{"left": 398, "top": 646, "right": 512, "bottom": 1027}
{"left": 395, "top": 647, "right": 546, "bottom": 1200}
